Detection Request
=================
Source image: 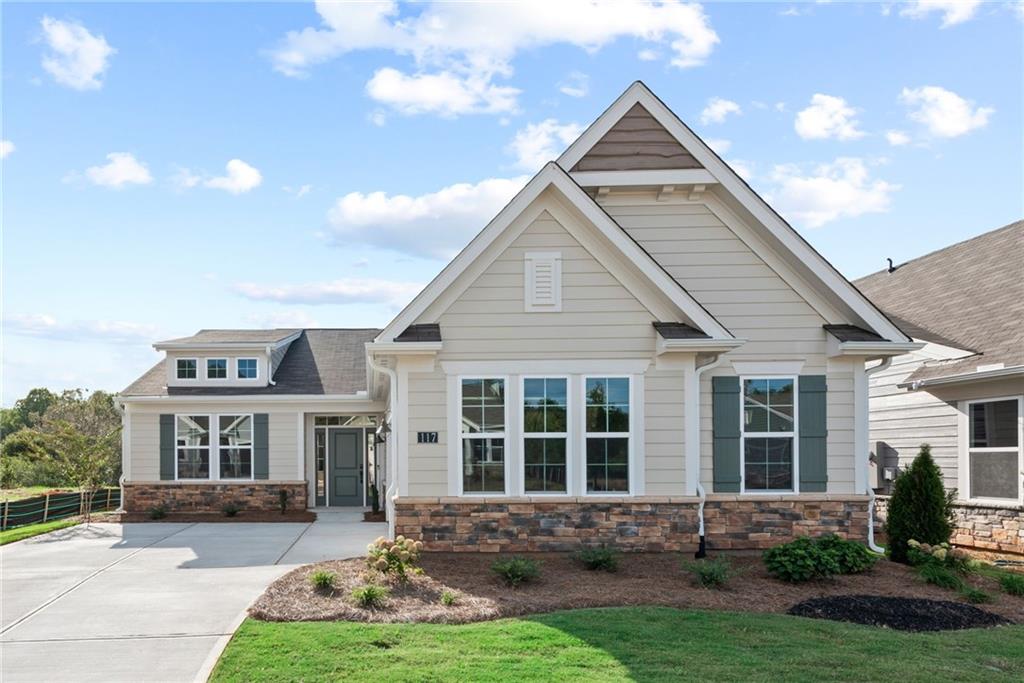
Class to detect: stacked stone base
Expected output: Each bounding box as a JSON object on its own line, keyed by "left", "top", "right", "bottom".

{"left": 124, "top": 481, "right": 308, "bottom": 513}
{"left": 874, "top": 496, "right": 1023, "bottom": 555}
{"left": 394, "top": 495, "right": 870, "bottom": 553}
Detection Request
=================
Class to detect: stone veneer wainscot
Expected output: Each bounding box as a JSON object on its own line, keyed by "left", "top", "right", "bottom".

{"left": 874, "top": 496, "right": 1023, "bottom": 555}
{"left": 394, "top": 495, "right": 870, "bottom": 552}
{"left": 123, "top": 481, "right": 308, "bottom": 513}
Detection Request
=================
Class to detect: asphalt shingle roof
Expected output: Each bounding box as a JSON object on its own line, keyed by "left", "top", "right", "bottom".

{"left": 652, "top": 322, "right": 710, "bottom": 339}
{"left": 156, "top": 329, "right": 301, "bottom": 345}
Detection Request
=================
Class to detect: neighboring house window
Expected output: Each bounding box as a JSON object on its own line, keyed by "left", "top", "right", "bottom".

{"left": 206, "top": 358, "right": 227, "bottom": 379}
{"left": 741, "top": 378, "right": 796, "bottom": 492}
{"left": 585, "top": 377, "right": 630, "bottom": 493}
{"left": 460, "top": 378, "right": 506, "bottom": 494}
{"left": 218, "top": 415, "right": 253, "bottom": 479}
{"left": 237, "top": 358, "right": 258, "bottom": 379}
{"left": 967, "top": 398, "right": 1022, "bottom": 502}
{"left": 176, "top": 359, "right": 197, "bottom": 380}
{"left": 176, "top": 415, "right": 210, "bottom": 479}
{"left": 523, "top": 377, "right": 568, "bottom": 493}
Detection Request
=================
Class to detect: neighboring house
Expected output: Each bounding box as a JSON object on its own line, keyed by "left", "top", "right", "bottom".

{"left": 856, "top": 221, "right": 1024, "bottom": 554}
{"left": 119, "top": 82, "right": 921, "bottom": 552}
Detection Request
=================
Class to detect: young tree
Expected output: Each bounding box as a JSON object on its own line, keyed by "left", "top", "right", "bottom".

{"left": 37, "top": 421, "right": 120, "bottom": 522}
{"left": 885, "top": 444, "right": 953, "bottom": 563}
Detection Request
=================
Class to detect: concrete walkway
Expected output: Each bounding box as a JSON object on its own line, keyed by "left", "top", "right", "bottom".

{"left": 1, "top": 511, "right": 386, "bottom": 682}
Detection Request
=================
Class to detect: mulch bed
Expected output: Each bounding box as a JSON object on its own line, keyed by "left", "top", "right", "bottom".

{"left": 250, "top": 552, "right": 1024, "bottom": 627}
{"left": 788, "top": 595, "right": 1013, "bottom": 631}
{"left": 117, "top": 510, "right": 317, "bottom": 523}
{"left": 363, "top": 511, "right": 386, "bottom": 523}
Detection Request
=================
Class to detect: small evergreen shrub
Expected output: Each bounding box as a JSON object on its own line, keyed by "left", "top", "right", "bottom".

{"left": 491, "top": 556, "right": 541, "bottom": 587}
{"left": 278, "top": 489, "right": 289, "bottom": 514}
{"left": 815, "top": 534, "right": 878, "bottom": 574}
{"left": 440, "top": 590, "right": 457, "bottom": 606}
{"left": 367, "top": 536, "right": 423, "bottom": 582}
{"left": 683, "top": 556, "right": 733, "bottom": 588}
{"left": 885, "top": 444, "right": 952, "bottom": 564}
{"left": 763, "top": 536, "right": 841, "bottom": 582}
{"left": 148, "top": 505, "right": 167, "bottom": 520}
{"left": 918, "top": 563, "right": 964, "bottom": 591}
{"left": 576, "top": 545, "right": 620, "bottom": 572}
{"left": 221, "top": 503, "right": 240, "bottom": 518}
{"left": 351, "top": 584, "right": 389, "bottom": 608}
{"left": 960, "top": 586, "right": 992, "bottom": 604}
{"left": 999, "top": 573, "right": 1024, "bottom": 597}
{"left": 309, "top": 570, "right": 337, "bottom": 592}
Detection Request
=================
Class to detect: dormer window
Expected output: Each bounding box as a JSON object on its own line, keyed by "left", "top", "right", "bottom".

{"left": 237, "top": 358, "right": 258, "bottom": 380}
{"left": 207, "top": 358, "right": 227, "bottom": 379}
{"left": 176, "top": 359, "right": 197, "bottom": 380}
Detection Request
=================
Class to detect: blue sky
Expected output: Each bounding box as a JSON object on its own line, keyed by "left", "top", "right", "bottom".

{"left": 2, "top": 1, "right": 1021, "bottom": 405}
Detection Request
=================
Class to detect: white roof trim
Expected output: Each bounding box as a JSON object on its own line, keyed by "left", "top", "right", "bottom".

{"left": 558, "top": 81, "right": 911, "bottom": 343}
{"left": 656, "top": 338, "right": 746, "bottom": 355}
{"left": 570, "top": 169, "right": 717, "bottom": 188}
{"left": 376, "top": 162, "right": 734, "bottom": 343}
{"left": 119, "top": 392, "right": 377, "bottom": 404}
{"left": 827, "top": 337, "right": 924, "bottom": 358}
{"left": 154, "top": 330, "right": 302, "bottom": 352}
{"left": 366, "top": 341, "right": 443, "bottom": 355}
{"left": 898, "top": 365, "right": 1024, "bottom": 389}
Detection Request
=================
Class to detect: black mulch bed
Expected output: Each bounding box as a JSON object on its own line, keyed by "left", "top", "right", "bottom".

{"left": 788, "top": 594, "right": 1014, "bottom": 632}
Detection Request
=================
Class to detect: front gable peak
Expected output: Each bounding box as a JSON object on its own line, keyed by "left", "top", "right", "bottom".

{"left": 571, "top": 103, "right": 703, "bottom": 173}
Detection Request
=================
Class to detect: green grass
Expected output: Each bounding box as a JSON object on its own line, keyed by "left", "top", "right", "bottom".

{"left": 0, "top": 486, "right": 68, "bottom": 502}
{"left": 211, "top": 607, "right": 1024, "bottom": 683}
{"left": 0, "top": 519, "right": 79, "bottom": 545}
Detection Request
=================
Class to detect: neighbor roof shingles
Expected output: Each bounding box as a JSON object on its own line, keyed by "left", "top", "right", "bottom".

{"left": 155, "top": 329, "right": 300, "bottom": 345}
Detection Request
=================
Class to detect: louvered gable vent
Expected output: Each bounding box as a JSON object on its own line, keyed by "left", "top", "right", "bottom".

{"left": 525, "top": 251, "right": 562, "bottom": 312}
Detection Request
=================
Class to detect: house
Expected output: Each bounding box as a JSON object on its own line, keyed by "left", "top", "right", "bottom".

{"left": 856, "top": 221, "right": 1024, "bottom": 554}
{"left": 118, "top": 82, "right": 921, "bottom": 552}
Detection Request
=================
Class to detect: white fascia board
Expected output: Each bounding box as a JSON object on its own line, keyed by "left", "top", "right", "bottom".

{"left": 569, "top": 169, "right": 717, "bottom": 188}
{"left": 153, "top": 330, "right": 302, "bottom": 352}
{"left": 656, "top": 338, "right": 746, "bottom": 355}
{"left": 826, "top": 337, "right": 924, "bottom": 358}
{"left": 119, "top": 392, "right": 375, "bottom": 404}
{"left": 897, "top": 365, "right": 1024, "bottom": 390}
{"left": 558, "top": 81, "right": 911, "bottom": 343}
{"left": 366, "top": 341, "right": 442, "bottom": 355}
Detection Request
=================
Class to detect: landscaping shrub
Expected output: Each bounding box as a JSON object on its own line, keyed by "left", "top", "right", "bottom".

{"left": 491, "top": 556, "right": 541, "bottom": 587}
{"left": 683, "top": 556, "right": 733, "bottom": 588}
{"left": 885, "top": 444, "right": 953, "bottom": 564}
{"left": 815, "top": 534, "right": 878, "bottom": 574}
{"left": 918, "top": 563, "right": 964, "bottom": 591}
{"left": 351, "top": 584, "right": 389, "bottom": 609}
{"left": 999, "top": 573, "right": 1024, "bottom": 597}
{"left": 367, "top": 536, "right": 423, "bottom": 582}
{"left": 440, "top": 590, "right": 457, "bottom": 606}
{"left": 906, "top": 540, "right": 977, "bottom": 574}
{"left": 221, "top": 503, "right": 240, "bottom": 518}
{"left": 959, "top": 586, "right": 992, "bottom": 604}
{"left": 148, "top": 505, "right": 167, "bottom": 520}
{"left": 278, "top": 489, "right": 288, "bottom": 514}
{"left": 309, "top": 570, "right": 337, "bottom": 592}
{"left": 763, "top": 536, "right": 841, "bottom": 582}
{"left": 576, "top": 545, "right": 619, "bottom": 572}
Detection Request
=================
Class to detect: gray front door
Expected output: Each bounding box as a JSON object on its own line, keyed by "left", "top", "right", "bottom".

{"left": 329, "top": 429, "right": 362, "bottom": 506}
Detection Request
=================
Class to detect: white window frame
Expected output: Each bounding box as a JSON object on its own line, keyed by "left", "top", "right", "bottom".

{"left": 176, "top": 358, "right": 198, "bottom": 380}
{"left": 520, "top": 375, "right": 571, "bottom": 496}
{"left": 174, "top": 413, "right": 255, "bottom": 482}
{"left": 961, "top": 396, "right": 1023, "bottom": 506}
{"left": 205, "top": 358, "right": 228, "bottom": 380}
{"left": 457, "top": 376, "right": 511, "bottom": 497}
{"left": 581, "top": 375, "right": 633, "bottom": 496}
{"left": 236, "top": 357, "right": 259, "bottom": 380}
{"left": 739, "top": 375, "right": 800, "bottom": 495}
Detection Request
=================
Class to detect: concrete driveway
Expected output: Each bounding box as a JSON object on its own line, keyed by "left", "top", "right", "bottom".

{"left": 1, "top": 511, "right": 385, "bottom": 682}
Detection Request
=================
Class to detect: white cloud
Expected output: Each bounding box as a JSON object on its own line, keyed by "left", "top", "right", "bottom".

{"left": 507, "top": 119, "right": 584, "bottom": 170}
{"left": 794, "top": 94, "right": 865, "bottom": 141}
{"left": 899, "top": 85, "right": 993, "bottom": 138}
{"left": 4, "top": 313, "right": 157, "bottom": 344}
{"left": 326, "top": 175, "right": 530, "bottom": 259}
{"left": 271, "top": 1, "right": 719, "bottom": 116}
{"left": 171, "top": 166, "right": 202, "bottom": 190}
{"left": 767, "top": 157, "right": 899, "bottom": 228}
{"left": 82, "top": 152, "right": 152, "bottom": 189}
{"left": 700, "top": 97, "right": 741, "bottom": 124}
{"left": 368, "top": 109, "right": 388, "bottom": 126}
{"left": 40, "top": 16, "right": 116, "bottom": 90}
{"left": 885, "top": 130, "right": 911, "bottom": 146}
{"left": 234, "top": 278, "right": 423, "bottom": 307}
{"left": 899, "top": 0, "right": 982, "bottom": 27}
{"left": 559, "top": 71, "right": 589, "bottom": 98}
{"left": 283, "top": 184, "right": 312, "bottom": 198}
{"left": 204, "top": 159, "right": 262, "bottom": 194}
{"left": 637, "top": 48, "right": 659, "bottom": 61}
{"left": 0, "top": 140, "right": 14, "bottom": 159}
{"left": 704, "top": 138, "right": 731, "bottom": 155}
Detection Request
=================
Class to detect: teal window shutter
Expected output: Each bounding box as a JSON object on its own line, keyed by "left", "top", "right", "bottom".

{"left": 253, "top": 413, "right": 270, "bottom": 480}
{"left": 159, "top": 414, "right": 175, "bottom": 480}
{"left": 799, "top": 375, "right": 828, "bottom": 492}
{"left": 712, "top": 376, "right": 741, "bottom": 492}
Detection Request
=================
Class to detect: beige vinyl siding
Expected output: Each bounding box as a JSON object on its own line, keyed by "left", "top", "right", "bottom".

{"left": 571, "top": 103, "right": 702, "bottom": 172}
{"left": 644, "top": 367, "right": 686, "bottom": 494}
{"left": 406, "top": 369, "right": 449, "bottom": 497}
{"left": 826, "top": 360, "right": 856, "bottom": 494}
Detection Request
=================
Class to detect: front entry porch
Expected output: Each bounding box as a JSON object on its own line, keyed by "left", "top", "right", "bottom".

{"left": 310, "top": 414, "right": 386, "bottom": 509}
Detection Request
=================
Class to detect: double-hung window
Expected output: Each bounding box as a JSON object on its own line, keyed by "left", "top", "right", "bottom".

{"left": 585, "top": 377, "right": 630, "bottom": 493}
{"left": 967, "top": 398, "right": 1022, "bottom": 502}
{"left": 218, "top": 415, "right": 253, "bottom": 479}
{"left": 207, "top": 358, "right": 227, "bottom": 379}
{"left": 176, "top": 359, "right": 197, "bottom": 380}
{"left": 523, "top": 377, "right": 568, "bottom": 493}
{"left": 741, "top": 377, "right": 796, "bottom": 492}
{"left": 176, "top": 415, "right": 211, "bottom": 479}
{"left": 237, "top": 358, "right": 258, "bottom": 380}
{"left": 175, "top": 414, "right": 253, "bottom": 480}
{"left": 460, "top": 378, "right": 506, "bottom": 494}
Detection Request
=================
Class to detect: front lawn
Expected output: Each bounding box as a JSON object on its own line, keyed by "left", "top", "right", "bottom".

{"left": 212, "top": 607, "right": 1024, "bottom": 683}
{"left": 0, "top": 518, "right": 79, "bottom": 545}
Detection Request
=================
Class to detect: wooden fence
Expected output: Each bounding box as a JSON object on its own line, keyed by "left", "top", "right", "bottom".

{"left": 1, "top": 488, "right": 121, "bottom": 530}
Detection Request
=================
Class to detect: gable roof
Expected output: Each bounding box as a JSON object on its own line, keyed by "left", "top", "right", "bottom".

{"left": 855, "top": 221, "right": 1023, "bottom": 382}
{"left": 559, "top": 81, "right": 912, "bottom": 344}
{"left": 571, "top": 103, "right": 702, "bottom": 172}
{"left": 375, "top": 162, "right": 736, "bottom": 345}
{"left": 123, "top": 329, "right": 380, "bottom": 397}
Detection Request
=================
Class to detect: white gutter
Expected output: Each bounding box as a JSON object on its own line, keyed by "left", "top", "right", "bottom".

{"left": 691, "top": 353, "right": 726, "bottom": 558}
{"left": 367, "top": 352, "right": 399, "bottom": 539}
{"left": 864, "top": 357, "right": 892, "bottom": 554}
{"left": 118, "top": 393, "right": 377, "bottom": 404}
{"left": 899, "top": 364, "right": 1024, "bottom": 390}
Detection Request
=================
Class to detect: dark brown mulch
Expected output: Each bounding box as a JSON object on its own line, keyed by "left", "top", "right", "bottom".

{"left": 363, "top": 511, "right": 386, "bottom": 523}
{"left": 789, "top": 595, "right": 1012, "bottom": 631}
{"left": 117, "top": 511, "right": 316, "bottom": 523}
{"left": 249, "top": 552, "right": 1024, "bottom": 625}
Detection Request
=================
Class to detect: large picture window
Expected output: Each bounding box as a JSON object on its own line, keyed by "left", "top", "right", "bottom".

{"left": 218, "top": 415, "right": 253, "bottom": 479}
{"left": 523, "top": 377, "right": 568, "bottom": 493}
{"left": 741, "top": 378, "right": 796, "bottom": 492}
{"left": 460, "top": 378, "right": 506, "bottom": 494}
{"left": 176, "top": 415, "right": 210, "bottom": 479}
{"left": 967, "top": 398, "right": 1022, "bottom": 502}
{"left": 175, "top": 414, "right": 254, "bottom": 480}
{"left": 585, "top": 377, "right": 630, "bottom": 493}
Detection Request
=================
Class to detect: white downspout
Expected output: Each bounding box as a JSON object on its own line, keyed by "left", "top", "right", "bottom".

{"left": 367, "top": 352, "right": 398, "bottom": 539}
{"left": 114, "top": 397, "right": 127, "bottom": 513}
{"left": 864, "top": 357, "right": 892, "bottom": 554}
{"left": 266, "top": 346, "right": 276, "bottom": 385}
{"left": 693, "top": 354, "right": 725, "bottom": 558}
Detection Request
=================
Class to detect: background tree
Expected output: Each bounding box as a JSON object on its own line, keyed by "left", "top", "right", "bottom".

{"left": 885, "top": 443, "right": 953, "bottom": 563}
{"left": 37, "top": 421, "right": 120, "bottom": 521}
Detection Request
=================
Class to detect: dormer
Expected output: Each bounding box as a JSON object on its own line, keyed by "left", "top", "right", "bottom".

{"left": 154, "top": 329, "right": 302, "bottom": 389}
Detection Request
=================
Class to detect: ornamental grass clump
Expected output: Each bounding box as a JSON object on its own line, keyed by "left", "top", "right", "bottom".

{"left": 491, "top": 556, "right": 541, "bottom": 587}
{"left": 576, "top": 545, "right": 620, "bottom": 572}
{"left": 999, "top": 573, "right": 1024, "bottom": 597}
{"left": 309, "top": 570, "right": 337, "bottom": 593}
{"left": 367, "top": 535, "right": 423, "bottom": 582}
{"left": 351, "top": 584, "right": 389, "bottom": 609}
{"left": 683, "top": 556, "right": 733, "bottom": 589}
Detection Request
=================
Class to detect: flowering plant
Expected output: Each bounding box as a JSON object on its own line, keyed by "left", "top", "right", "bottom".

{"left": 366, "top": 535, "right": 423, "bottom": 582}
{"left": 907, "top": 539, "right": 978, "bottom": 573}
